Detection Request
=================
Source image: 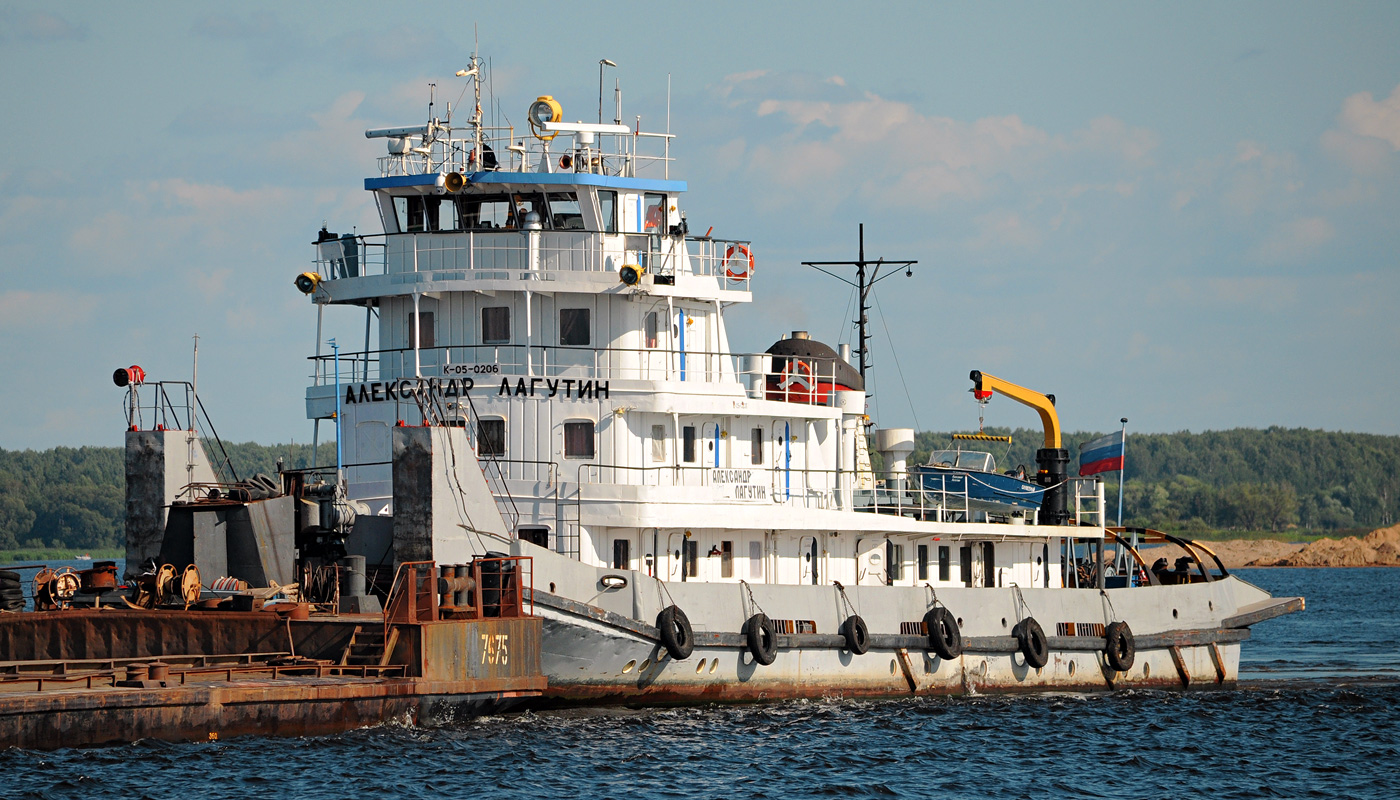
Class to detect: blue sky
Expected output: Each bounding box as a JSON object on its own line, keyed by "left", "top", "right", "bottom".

{"left": 2, "top": 1, "right": 1399, "bottom": 450}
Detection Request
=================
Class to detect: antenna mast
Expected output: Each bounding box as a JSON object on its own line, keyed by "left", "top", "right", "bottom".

{"left": 801, "top": 224, "right": 917, "bottom": 386}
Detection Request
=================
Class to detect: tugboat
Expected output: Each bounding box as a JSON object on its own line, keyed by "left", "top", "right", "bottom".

{"left": 55, "top": 52, "right": 1301, "bottom": 721}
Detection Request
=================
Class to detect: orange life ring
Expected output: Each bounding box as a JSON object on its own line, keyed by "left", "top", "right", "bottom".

{"left": 724, "top": 244, "right": 754, "bottom": 281}
{"left": 778, "top": 359, "right": 813, "bottom": 392}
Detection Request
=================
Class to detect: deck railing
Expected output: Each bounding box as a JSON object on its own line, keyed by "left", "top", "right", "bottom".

{"left": 313, "top": 230, "right": 752, "bottom": 291}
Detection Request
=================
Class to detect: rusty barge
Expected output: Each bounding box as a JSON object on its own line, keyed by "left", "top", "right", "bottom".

{"left": 1, "top": 425, "right": 545, "bottom": 751}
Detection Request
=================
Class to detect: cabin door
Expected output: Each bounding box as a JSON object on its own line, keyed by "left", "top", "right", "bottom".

{"left": 969, "top": 544, "right": 986, "bottom": 588}
{"left": 665, "top": 531, "right": 685, "bottom": 581}
{"left": 798, "top": 535, "right": 820, "bottom": 585}
{"left": 641, "top": 303, "right": 669, "bottom": 380}
{"left": 855, "top": 537, "right": 884, "bottom": 586}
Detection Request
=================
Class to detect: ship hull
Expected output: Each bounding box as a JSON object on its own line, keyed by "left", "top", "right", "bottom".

{"left": 514, "top": 543, "right": 1288, "bottom": 705}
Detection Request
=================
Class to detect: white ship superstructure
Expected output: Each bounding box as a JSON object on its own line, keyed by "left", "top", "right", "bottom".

{"left": 297, "top": 60, "right": 1300, "bottom": 701}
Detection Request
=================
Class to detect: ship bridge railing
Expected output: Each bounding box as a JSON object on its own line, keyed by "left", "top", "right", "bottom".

{"left": 373, "top": 125, "right": 675, "bottom": 180}
{"left": 312, "top": 231, "right": 752, "bottom": 291}
{"left": 308, "top": 344, "right": 841, "bottom": 408}
{"left": 568, "top": 463, "right": 1076, "bottom": 527}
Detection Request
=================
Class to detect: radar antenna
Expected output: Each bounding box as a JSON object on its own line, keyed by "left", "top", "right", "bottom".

{"left": 801, "top": 224, "right": 917, "bottom": 386}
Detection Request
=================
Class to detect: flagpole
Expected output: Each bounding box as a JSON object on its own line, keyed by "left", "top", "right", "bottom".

{"left": 1120, "top": 416, "right": 1132, "bottom": 585}
{"left": 1118, "top": 417, "right": 1127, "bottom": 528}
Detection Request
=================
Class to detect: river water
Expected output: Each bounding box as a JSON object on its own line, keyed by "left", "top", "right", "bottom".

{"left": 5, "top": 567, "right": 1397, "bottom": 799}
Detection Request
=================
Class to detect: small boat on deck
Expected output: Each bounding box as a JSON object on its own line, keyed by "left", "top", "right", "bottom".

{"left": 913, "top": 434, "right": 1046, "bottom": 516}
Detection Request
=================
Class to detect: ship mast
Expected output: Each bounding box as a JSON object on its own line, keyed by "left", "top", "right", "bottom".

{"left": 801, "top": 224, "right": 917, "bottom": 386}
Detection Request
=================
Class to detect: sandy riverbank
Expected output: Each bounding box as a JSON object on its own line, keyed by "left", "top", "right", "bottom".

{"left": 1140, "top": 524, "right": 1400, "bottom": 569}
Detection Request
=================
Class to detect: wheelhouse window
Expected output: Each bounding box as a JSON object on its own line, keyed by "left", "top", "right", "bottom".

{"left": 751, "top": 428, "right": 764, "bottom": 465}
{"left": 644, "top": 312, "right": 659, "bottom": 349}
{"left": 960, "top": 546, "right": 973, "bottom": 587}
{"left": 481, "top": 306, "right": 510, "bottom": 344}
{"left": 939, "top": 546, "right": 951, "bottom": 582}
{"left": 599, "top": 190, "right": 617, "bottom": 233}
{"left": 917, "top": 544, "right": 930, "bottom": 582}
{"left": 682, "top": 426, "right": 697, "bottom": 463}
{"left": 612, "top": 539, "right": 630, "bottom": 570}
{"left": 749, "top": 540, "right": 763, "bottom": 579}
{"left": 643, "top": 192, "right": 667, "bottom": 233}
{"left": 563, "top": 420, "right": 595, "bottom": 459}
{"left": 720, "top": 541, "right": 734, "bottom": 578}
{"left": 477, "top": 418, "right": 505, "bottom": 458}
{"left": 546, "top": 192, "right": 584, "bottom": 230}
{"left": 559, "top": 308, "right": 591, "bottom": 346}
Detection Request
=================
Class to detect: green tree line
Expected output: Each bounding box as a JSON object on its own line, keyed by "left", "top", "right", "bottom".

{"left": 0, "top": 442, "right": 334, "bottom": 550}
{"left": 2, "top": 428, "right": 1395, "bottom": 549}
{"left": 914, "top": 426, "right": 1399, "bottom": 533}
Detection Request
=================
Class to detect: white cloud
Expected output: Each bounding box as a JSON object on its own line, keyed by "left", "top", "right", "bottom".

{"left": 715, "top": 71, "right": 1156, "bottom": 220}
{"left": 1251, "top": 217, "right": 1336, "bottom": 263}
{"left": 1340, "top": 83, "right": 1400, "bottom": 149}
{"left": 0, "top": 290, "right": 98, "bottom": 328}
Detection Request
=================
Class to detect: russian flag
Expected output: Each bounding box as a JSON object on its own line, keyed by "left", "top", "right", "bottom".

{"left": 1079, "top": 430, "right": 1125, "bottom": 476}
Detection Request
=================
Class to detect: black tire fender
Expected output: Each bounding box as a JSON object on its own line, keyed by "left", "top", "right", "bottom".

{"left": 924, "top": 606, "right": 963, "bottom": 659}
{"left": 1013, "top": 617, "right": 1049, "bottom": 669}
{"left": 1104, "top": 620, "right": 1136, "bottom": 672}
{"left": 841, "top": 614, "right": 870, "bottom": 655}
{"left": 746, "top": 612, "right": 778, "bottom": 665}
{"left": 656, "top": 604, "right": 694, "bottom": 660}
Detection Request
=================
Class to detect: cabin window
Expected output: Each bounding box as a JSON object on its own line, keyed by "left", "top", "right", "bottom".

{"left": 546, "top": 192, "right": 584, "bottom": 230}
{"left": 644, "top": 312, "right": 659, "bottom": 348}
{"left": 960, "top": 546, "right": 972, "bottom": 587}
{"left": 982, "top": 542, "right": 996, "bottom": 588}
{"left": 651, "top": 424, "right": 667, "bottom": 463}
{"left": 749, "top": 540, "right": 763, "bottom": 579}
{"left": 643, "top": 193, "right": 667, "bottom": 232}
{"left": 563, "top": 420, "right": 595, "bottom": 459}
{"left": 751, "top": 428, "right": 764, "bottom": 465}
{"left": 477, "top": 418, "right": 505, "bottom": 457}
{"left": 559, "top": 308, "right": 591, "bottom": 346}
{"left": 917, "top": 544, "right": 929, "bottom": 581}
{"left": 1043, "top": 543, "right": 1050, "bottom": 588}
{"left": 939, "top": 546, "right": 951, "bottom": 582}
{"left": 684, "top": 540, "right": 698, "bottom": 579}
{"left": 599, "top": 190, "right": 618, "bottom": 233}
{"left": 612, "top": 539, "right": 630, "bottom": 570}
{"left": 682, "top": 426, "right": 697, "bottom": 463}
{"left": 720, "top": 541, "right": 733, "bottom": 578}
{"left": 413, "top": 311, "right": 435, "bottom": 349}
{"left": 886, "top": 541, "right": 903, "bottom": 584}
{"left": 482, "top": 306, "right": 510, "bottom": 344}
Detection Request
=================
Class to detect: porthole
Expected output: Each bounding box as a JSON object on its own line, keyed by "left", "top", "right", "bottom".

{"left": 696, "top": 659, "right": 706, "bottom": 674}
{"left": 1143, "top": 662, "right": 1151, "bottom": 678}
{"left": 639, "top": 658, "right": 651, "bottom": 673}
{"left": 890, "top": 659, "right": 898, "bottom": 675}
{"left": 1001, "top": 617, "right": 1008, "bottom": 628}
{"left": 957, "top": 617, "right": 964, "bottom": 627}
{"left": 1172, "top": 609, "right": 1179, "bottom": 619}
{"left": 1068, "top": 661, "right": 1076, "bottom": 677}
{"left": 622, "top": 660, "right": 636, "bottom": 674}
{"left": 1035, "top": 666, "right": 1043, "bottom": 676}
{"left": 709, "top": 659, "right": 718, "bottom": 674}
{"left": 549, "top": 582, "right": 556, "bottom": 593}
{"left": 1209, "top": 601, "right": 1214, "bottom": 611}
